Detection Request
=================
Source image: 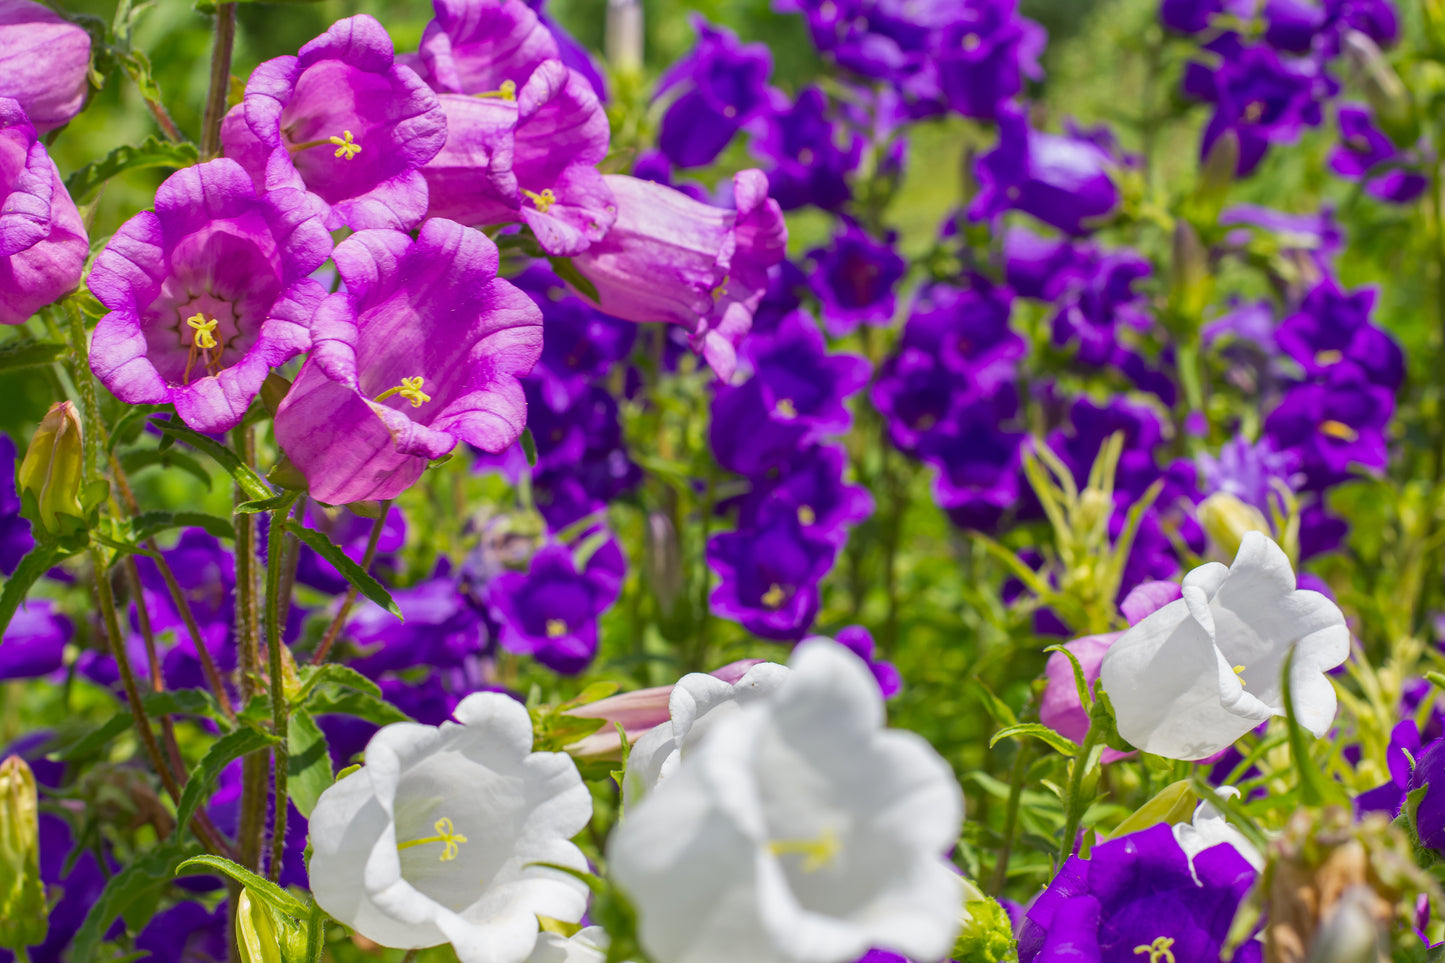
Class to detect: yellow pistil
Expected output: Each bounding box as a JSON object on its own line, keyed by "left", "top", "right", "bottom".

{"left": 711, "top": 276, "right": 731, "bottom": 302}
{"left": 768, "top": 827, "right": 840, "bottom": 873}
{"left": 187, "top": 313, "right": 219, "bottom": 351}
{"left": 397, "top": 816, "right": 468, "bottom": 862}
{"left": 375, "top": 377, "right": 431, "bottom": 408}
{"left": 761, "top": 583, "right": 788, "bottom": 609}
{"left": 1319, "top": 419, "right": 1358, "bottom": 442}
{"left": 797, "top": 505, "right": 817, "bottom": 525}
{"left": 774, "top": 398, "right": 798, "bottom": 420}
{"left": 1134, "top": 936, "right": 1176, "bottom": 963}
{"left": 546, "top": 618, "right": 568, "bottom": 638}
{"left": 329, "top": 130, "right": 362, "bottom": 160}
{"left": 961, "top": 32, "right": 981, "bottom": 51}
{"left": 182, "top": 313, "right": 225, "bottom": 385}
{"left": 474, "top": 80, "right": 517, "bottom": 101}
{"left": 1315, "top": 349, "right": 1343, "bottom": 365}
{"left": 1244, "top": 101, "right": 1265, "bottom": 123}
{"left": 1233, "top": 665, "right": 1247, "bottom": 686}
{"left": 522, "top": 188, "right": 557, "bottom": 214}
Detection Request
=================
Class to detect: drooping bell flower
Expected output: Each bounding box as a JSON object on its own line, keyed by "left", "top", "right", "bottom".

{"left": 655, "top": 16, "right": 778, "bottom": 169}
{"left": 88, "top": 159, "right": 331, "bottom": 434}
{"left": 567, "top": 170, "right": 788, "bottom": 381}
{"left": 424, "top": 59, "right": 616, "bottom": 256}
{"left": 0, "top": 2, "right": 90, "bottom": 133}
{"left": 414, "top": 0, "right": 560, "bottom": 95}
{"left": 0, "top": 98, "right": 86, "bottom": 325}
{"left": 221, "top": 15, "right": 446, "bottom": 231}
{"left": 273, "top": 218, "right": 542, "bottom": 505}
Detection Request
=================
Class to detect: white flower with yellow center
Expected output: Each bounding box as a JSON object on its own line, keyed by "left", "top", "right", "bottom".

{"left": 608, "top": 641, "right": 965, "bottom": 963}
{"left": 307, "top": 692, "right": 592, "bottom": 963}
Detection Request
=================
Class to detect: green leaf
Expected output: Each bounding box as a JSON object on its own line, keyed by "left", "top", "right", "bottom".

{"left": 520, "top": 428, "right": 538, "bottom": 468}
{"left": 54, "top": 710, "right": 133, "bottom": 760}
{"left": 65, "top": 137, "right": 199, "bottom": 206}
{"left": 0, "top": 339, "right": 68, "bottom": 372}
{"left": 151, "top": 419, "right": 271, "bottom": 501}
{"left": 1108, "top": 780, "right": 1196, "bottom": 838}
{"left": 0, "top": 544, "right": 62, "bottom": 639}
{"left": 131, "top": 510, "right": 235, "bottom": 542}
{"left": 295, "top": 663, "right": 383, "bottom": 703}
{"left": 71, "top": 843, "right": 192, "bottom": 963}
{"left": 284, "top": 521, "right": 400, "bottom": 619}
{"left": 968, "top": 679, "right": 1018, "bottom": 728}
{"left": 547, "top": 256, "right": 601, "bottom": 305}
{"left": 988, "top": 723, "right": 1080, "bottom": 757}
{"left": 304, "top": 689, "right": 412, "bottom": 726}
{"left": 176, "top": 855, "right": 311, "bottom": 920}
{"left": 175, "top": 727, "right": 279, "bottom": 833}
{"left": 286, "top": 711, "right": 332, "bottom": 819}
{"left": 143, "top": 688, "right": 222, "bottom": 721}
{"left": 118, "top": 448, "right": 212, "bottom": 489}
{"left": 106, "top": 405, "right": 166, "bottom": 454}
{"left": 236, "top": 493, "right": 300, "bottom": 515}
{"left": 1043, "top": 644, "right": 1093, "bottom": 715}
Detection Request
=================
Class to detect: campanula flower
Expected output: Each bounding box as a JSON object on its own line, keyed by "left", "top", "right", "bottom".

{"left": 1329, "top": 104, "right": 1426, "bottom": 203}
{"left": 743, "top": 309, "right": 871, "bottom": 437}
{"left": 706, "top": 507, "right": 836, "bottom": 641}
{"left": 415, "top": 0, "right": 560, "bottom": 95}
{"left": 1189, "top": 39, "right": 1328, "bottom": 177}
{"left": 1276, "top": 279, "right": 1403, "bottom": 390}
{"left": 486, "top": 539, "right": 625, "bottom": 674}
{"left": 657, "top": 16, "right": 778, "bottom": 169}
{"left": 753, "top": 87, "right": 860, "bottom": 212}
{"left": 0, "top": 599, "right": 69, "bottom": 681}
{"left": 738, "top": 444, "right": 875, "bottom": 547}
{"left": 1263, "top": 366, "right": 1394, "bottom": 489}
{"left": 807, "top": 225, "right": 908, "bottom": 337}
{"left": 0, "top": 2, "right": 90, "bottom": 133}
{"left": 932, "top": 0, "right": 1045, "bottom": 120}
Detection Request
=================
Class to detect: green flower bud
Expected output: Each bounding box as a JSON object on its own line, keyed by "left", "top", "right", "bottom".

{"left": 952, "top": 879, "right": 1016, "bottom": 963}
{"left": 1198, "top": 492, "right": 1270, "bottom": 559}
{"left": 0, "top": 755, "right": 46, "bottom": 951}
{"left": 236, "top": 891, "right": 287, "bottom": 963}
{"left": 18, "top": 401, "right": 84, "bottom": 534}
{"left": 1342, "top": 31, "right": 1416, "bottom": 147}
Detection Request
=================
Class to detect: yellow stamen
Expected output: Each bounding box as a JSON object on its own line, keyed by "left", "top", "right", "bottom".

{"left": 797, "top": 505, "right": 817, "bottom": 526}
{"left": 1319, "top": 420, "right": 1358, "bottom": 443}
{"left": 761, "top": 583, "right": 787, "bottom": 609}
{"left": 186, "top": 313, "right": 219, "bottom": 350}
{"left": 522, "top": 188, "right": 557, "bottom": 214}
{"left": 546, "top": 618, "right": 567, "bottom": 638}
{"left": 1315, "top": 349, "right": 1343, "bottom": 366}
{"left": 768, "top": 827, "right": 840, "bottom": 873}
{"left": 774, "top": 398, "right": 798, "bottom": 420}
{"left": 1244, "top": 101, "right": 1265, "bottom": 123}
{"left": 375, "top": 376, "right": 431, "bottom": 408}
{"left": 474, "top": 80, "right": 517, "bottom": 101}
{"left": 961, "top": 32, "right": 981, "bottom": 51}
{"left": 1233, "top": 665, "right": 1247, "bottom": 686}
{"left": 181, "top": 313, "right": 225, "bottom": 386}
{"left": 711, "top": 276, "right": 731, "bottom": 302}
{"left": 397, "top": 816, "right": 468, "bottom": 862}
{"left": 329, "top": 130, "right": 362, "bottom": 160}
{"left": 1134, "top": 936, "right": 1176, "bottom": 963}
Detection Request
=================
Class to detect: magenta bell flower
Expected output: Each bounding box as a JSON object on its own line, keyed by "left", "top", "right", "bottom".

{"left": 0, "top": 1, "right": 90, "bottom": 133}
{"left": 0, "top": 99, "right": 86, "bottom": 325}
{"left": 221, "top": 15, "right": 446, "bottom": 231}
{"left": 87, "top": 159, "right": 331, "bottom": 433}
{"left": 414, "top": 0, "right": 560, "bottom": 94}
{"left": 568, "top": 170, "right": 787, "bottom": 381}
{"left": 424, "top": 59, "right": 616, "bottom": 256}
{"left": 273, "top": 218, "right": 542, "bottom": 505}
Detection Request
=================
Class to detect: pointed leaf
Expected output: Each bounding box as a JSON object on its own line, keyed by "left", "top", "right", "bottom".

{"left": 286, "top": 711, "right": 332, "bottom": 819}
{"left": 175, "top": 727, "right": 279, "bottom": 833}
{"left": 131, "top": 510, "right": 235, "bottom": 542}
{"left": 284, "top": 520, "right": 400, "bottom": 619}
{"left": 304, "top": 689, "right": 411, "bottom": 726}
{"left": 989, "top": 723, "right": 1080, "bottom": 757}
{"left": 176, "top": 855, "right": 311, "bottom": 919}
{"left": 294, "top": 663, "right": 382, "bottom": 703}
{"left": 151, "top": 419, "right": 271, "bottom": 501}
{"left": 0, "top": 544, "right": 62, "bottom": 639}
{"left": 65, "top": 137, "right": 200, "bottom": 205}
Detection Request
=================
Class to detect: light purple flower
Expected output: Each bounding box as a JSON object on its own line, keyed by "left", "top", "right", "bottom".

{"left": 221, "top": 15, "right": 446, "bottom": 231}
{"left": 88, "top": 159, "right": 330, "bottom": 433}
{"left": 0, "top": 1, "right": 90, "bottom": 133}
{"left": 568, "top": 170, "right": 788, "bottom": 381}
{"left": 0, "top": 98, "right": 86, "bottom": 325}
{"left": 415, "top": 0, "right": 560, "bottom": 95}
{"left": 273, "top": 218, "right": 542, "bottom": 505}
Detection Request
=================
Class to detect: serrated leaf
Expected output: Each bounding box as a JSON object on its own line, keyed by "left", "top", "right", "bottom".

{"left": 284, "top": 521, "right": 400, "bottom": 619}
{"left": 287, "top": 711, "right": 332, "bottom": 819}
{"left": 71, "top": 843, "right": 192, "bottom": 963}
{"left": 0, "top": 544, "right": 62, "bottom": 639}
{"left": 118, "top": 448, "right": 212, "bottom": 489}
{"left": 0, "top": 340, "right": 68, "bottom": 372}
{"left": 295, "top": 663, "right": 383, "bottom": 703}
{"left": 989, "top": 722, "right": 1080, "bottom": 757}
{"left": 176, "top": 855, "right": 311, "bottom": 919}
{"left": 131, "top": 510, "right": 234, "bottom": 542}
{"left": 236, "top": 493, "right": 298, "bottom": 515}
{"left": 175, "top": 727, "right": 279, "bottom": 833}
{"left": 54, "top": 710, "right": 133, "bottom": 760}
{"left": 65, "top": 137, "right": 199, "bottom": 205}
{"left": 305, "top": 689, "right": 412, "bottom": 726}
{"left": 151, "top": 418, "right": 271, "bottom": 501}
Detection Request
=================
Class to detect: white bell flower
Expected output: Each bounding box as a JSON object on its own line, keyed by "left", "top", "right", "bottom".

{"left": 1172, "top": 787, "right": 1264, "bottom": 876}
{"left": 608, "top": 640, "right": 965, "bottom": 963}
{"left": 622, "top": 661, "right": 791, "bottom": 806}
{"left": 1099, "top": 531, "right": 1349, "bottom": 761}
{"left": 308, "top": 692, "right": 593, "bottom": 963}
{"left": 526, "top": 927, "right": 611, "bottom": 963}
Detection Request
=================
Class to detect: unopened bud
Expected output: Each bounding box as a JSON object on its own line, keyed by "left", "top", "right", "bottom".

{"left": 237, "top": 890, "right": 311, "bottom": 963}
{"left": 605, "top": 0, "right": 644, "bottom": 75}
{"left": 953, "top": 877, "right": 1019, "bottom": 963}
{"left": 1191, "top": 129, "right": 1239, "bottom": 224}
{"left": 0, "top": 755, "right": 45, "bottom": 951}
{"left": 18, "top": 401, "right": 84, "bottom": 534}
{"left": 645, "top": 512, "right": 685, "bottom": 620}
{"left": 1198, "top": 492, "right": 1269, "bottom": 559}
{"left": 1342, "top": 31, "right": 1416, "bottom": 146}
{"left": 1169, "top": 220, "right": 1212, "bottom": 334}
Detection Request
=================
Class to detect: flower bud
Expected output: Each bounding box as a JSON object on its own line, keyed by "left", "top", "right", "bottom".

{"left": 1342, "top": 31, "right": 1416, "bottom": 147}
{"left": 605, "top": 0, "right": 644, "bottom": 75}
{"left": 954, "top": 878, "right": 1017, "bottom": 963}
{"left": 1198, "top": 492, "right": 1270, "bottom": 559}
{"left": 236, "top": 891, "right": 283, "bottom": 963}
{"left": 18, "top": 401, "right": 83, "bottom": 534}
{"left": 1190, "top": 128, "right": 1238, "bottom": 224}
{"left": 0, "top": 755, "right": 45, "bottom": 951}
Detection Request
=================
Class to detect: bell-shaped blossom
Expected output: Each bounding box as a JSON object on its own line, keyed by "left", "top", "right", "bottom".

{"left": 738, "top": 445, "right": 874, "bottom": 548}
{"left": 1275, "top": 278, "right": 1403, "bottom": 391}
{"left": 568, "top": 170, "right": 788, "bottom": 381}
{"left": 745, "top": 309, "right": 871, "bottom": 436}
{"left": 415, "top": 0, "right": 559, "bottom": 95}
{"left": 914, "top": 388, "right": 1027, "bottom": 533}
{"left": 1263, "top": 366, "right": 1394, "bottom": 490}
{"left": 221, "top": 15, "right": 446, "bottom": 231}
{"left": 1017, "top": 823, "right": 1260, "bottom": 963}
{"left": 753, "top": 87, "right": 860, "bottom": 212}
{"left": 969, "top": 104, "right": 1119, "bottom": 236}
{"left": 308, "top": 691, "right": 592, "bottom": 963}
{"left": 512, "top": 266, "right": 636, "bottom": 408}
{"left": 88, "top": 159, "right": 330, "bottom": 433}
{"left": 1099, "top": 531, "right": 1349, "bottom": 761}
{"left": 1188, "top": 40, "right": 1327, "bottom": 177}
{"left": 1160, "top": 0, "right": 1255, "bottom": 33}
{"left": 707, "top": 507, "right": 837, "bottom": 641}
{"left": 1355, "top": 719, "right": 1419, "bottom": 816}
{"left": 524, "top": 927, "right": 609, "bottom": 963}
{"left": 656, "top": 16, "right": 777, "bottom": 169}
{"left": 424, "top": 60, "right": 615, "bottom": 256}
{"left": 134, "top": 901, "right": 227, "bottom": 963}
{"left": 931, "top": 0, "right": 1045, "bottom": 120}
{"left": 344, "top": 568, "right": 485, "bottom": 679}
{"left": 622, "top": 660, "right": 791, "bottom": 806}
{"left": 806, "top": 226, "right": 907, "bottom": 337}
{"left": 0, "top": 2, "right": 90, "bottom": 133}
{"left": 1406, "top": 737, "right": 1445, "bottom": 855}
{"left": 0, "top": 598, "right": 69, "bottom": 680}
{"left": 273, "top": 218, "right": 542, "bottom": 505}
{"left": 0, "top": 99, "right": 86, "bottom": 325}
{"left": 486, "top": 539, "right": 625, "bottom": 674}
{"left": 1329, "top": 104, "right": 1426, "bottom": 204}
{"left": 1173, "top": 787, "right": 1264, "bottom": 873}
{"left": 609, "top": 640, "right": 965, "bottom": 963}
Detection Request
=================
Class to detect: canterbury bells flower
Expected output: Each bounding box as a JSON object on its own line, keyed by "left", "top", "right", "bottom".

{"left": 1099, "top": 531, "right": 1350, "bottom": 761}
{"left": 608, "top": 640, "right": 965, "bottom": 963}
{"left": 307, "top": 692, "right": 592, "bottom": 963}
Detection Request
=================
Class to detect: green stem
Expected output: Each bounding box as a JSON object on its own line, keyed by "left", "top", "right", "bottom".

{"left": 1057, "top": 724, "right": 1103, "bottom": 867}
{"left": 232, "top": 425, "right": 267, "bottom": 880}
{"left": 310, "top": 503, "right": 391, "bottom": 665}
{"left": 987, "top": 739, "right": 1033, "bottom": 896}
{"left": 687, "top": 473, "right": 717, "bottom": 673}
{"left": 266, "top": 498, "right": 299, "bottom": 881}
{"left": 199, "top": 4, "right": 237, "bottom": 160}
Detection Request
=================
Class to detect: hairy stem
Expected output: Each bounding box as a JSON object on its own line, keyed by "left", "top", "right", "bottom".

{"left": 199, "top": 4, "right": 237, "bottom": 160}
{"left": 1057, "top": 725, "right": 1103, "bottom": 868}
{"left": 266, "top": 499, "right": 299, "bottom": 880}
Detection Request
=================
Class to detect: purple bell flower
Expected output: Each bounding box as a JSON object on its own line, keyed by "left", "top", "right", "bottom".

{"left": 830, "top": 625, "right": 901, "bottom": 698}
{"left": 707, "top": 506, "right": 835, "bottom": 641}
{"left": 1160, "top": 0, "right": 1255, "bottom": 33}
{"left": 1191, "top": 40, "right": 1328, "bottom": 177}
{"left": 487, "top": 539, "right": 624, "bottom": 674}
{"left": 970, "top": 103, "right": 1120, "bottom": 237}
{"left": 709, "top": 377, "right": 810, "bottom": 478}
{"left": 524, "top": 382, "right": 640, "bottom": 530}
{"left": 88, "top": 159, "right": 330, "bottom": 434}
{"left": 0, "top": 598, "right": 68, "bottom": 680}
{"left": 745, "top": 309, "right": 871, "bottom": 436}
{"left": 905, "top": 282, "right": 1024, "bottom": 391}
{"left": 1264, "top": 0, "right": 1328, "bottom": 52}
{"left": 1408, "top": 737, "right": 1445, "bottom": 854}
{"left": 738, "top": 444, "right": 875, "bottom": 547}
{"left": 1327, "top": 0, "right": 1399, "bottom": 47}
{"left": 221, "top": 15, "right": 446, "bottom": 231}
{"left": 1196, "top": 435, "right": 1302, "bottom": 513}
{"left": 345, "top": 568, "right": 485, "bottom": 677}
{"left": 134, "top": 902, "right": 227, "bottom": 963}
{"left": 274, "top": 218, "right": 542, "bottom": 505}
{"left": 0, "top": 98, "right": 86, "bottom": 325}
{"left": 1329, "top": 104, "right": 1427, "bottom": 203}
{"left": 0, "top": 1, "right": 90, "bottom": 133}
{"left": 0, "top": 434, "right": 33, "bottom": 575}
{"left": 753, "top": 86, "right": 860, "bottom": 213}
{"left": 1263, "top": 366, "right": 1394, "bottom": 489}
{"left": 415, "top": 0, "right": 560, "bottom": 95}
{"left": 932, "top": 0, "right": 1045, "bottom": 120}
{"left": 1276, "top": 278, "right": 1403, "bottom": 390}
{"left": 1356, "top": 719, "right": 1419, "bottom": 816}
{"left": 513, "top": 266, "right": 637, "bottom": 409}
{"left": 1003, "top": 227, "right": 1095, "bottom": 301}
{"left": 568, "top": 170, "right": 788, "bottom": 381}
{"left": 656, "top": 16, "right": 777, "bottom": 169}
{"left": 1049, "top": 248, "right": 1153, "bottom": 366}
{"left": 917, "top": 388, "right": 1028, "bottom": 533}
{"left": 807, "top": 224, "right": 908, "bottom": 336}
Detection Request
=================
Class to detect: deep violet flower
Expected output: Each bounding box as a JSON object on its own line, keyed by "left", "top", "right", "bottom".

{"left": 423, "top": 59, "right": 616, "bottom": 257}
{"left": 1330, "top": 104, "right": 1426, "bottom": 203}
{"left": 826, "top": 625, "right": 901, "bottom": 698}
{"left": 487, "top": 540, "right": 624, "bottom": 673}
{"left": 707, "top": 507, "right": 836, "bottom": 641}
{"left": 745, "top": 309, "right": 871, "bottom": 436}
{"left": 1049, "top": 248, "right": 1153, "bottom": 367}
{"left": 969, "top": 103, "right": 1120, "bottom": 236}
{"left": 221, "top": 15, "right": 446, "bottom": 231}
{"left": 0, "top": 598, "right": 69, "bottom": 680}
{"left": 0, "top": 2, "right": 90, "bottom": 133}
{"left": 345, "top": 568, "right": 485, "bottom": 678}
{"left": 0, "top": 98, "right": 86, "bottom": 325}
{"left": 134, "top": 902, "right": 227, "bottom": 963}
{"left": 1160, "top": 0, "right": 1254, "bottom": 33}
{"left": 568, "top": 170, "right": 788, "bottom": 381}
{"left": 931, "top": 0, "right": 1046, "bottom": 120}
{"left": 1275, "top": 278, "right": 1403, "bottom": 390}
{"left": 752, "top": 86, "right": 860, "bottom": 212}
{"left": 657, "top": 17, "right": 777, "bottom": 169}
{"left": 916, "top": 387, "right": 1028, "bottom": 532}
{"left": 1017, "top": 823, "right": 1261, "bottom": 963}
{"left": 1263, "top": 367, "right": 1394, "bottom": 489}
{"left": 1355, "top": 719, "right": 1419, "bottom": 817}
{"left": 738, "top": 444, "right": 874, "bottom": 547}
{"left": 414, "top": 0, "right": 560, "bottom": 95}
{"left": 88, "top": 159, "right": 330, "bottom": 433}
{"left": 273, "top": 218, "right": 542, "bottom": 505}
{"left": 807, "top": 225, "right": 908, "bottom": 336}
{"left": 1407, "top": 737, "right": 1445, "bottom": 854}
{"left": 512, "top": 266, "right": 637, "bottom": 409}
{"left": 1189, "top": 40, "right": 1328, "bottom": 177}
{"left": 0, "top": 434, "right": 33, "bottom": 575}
